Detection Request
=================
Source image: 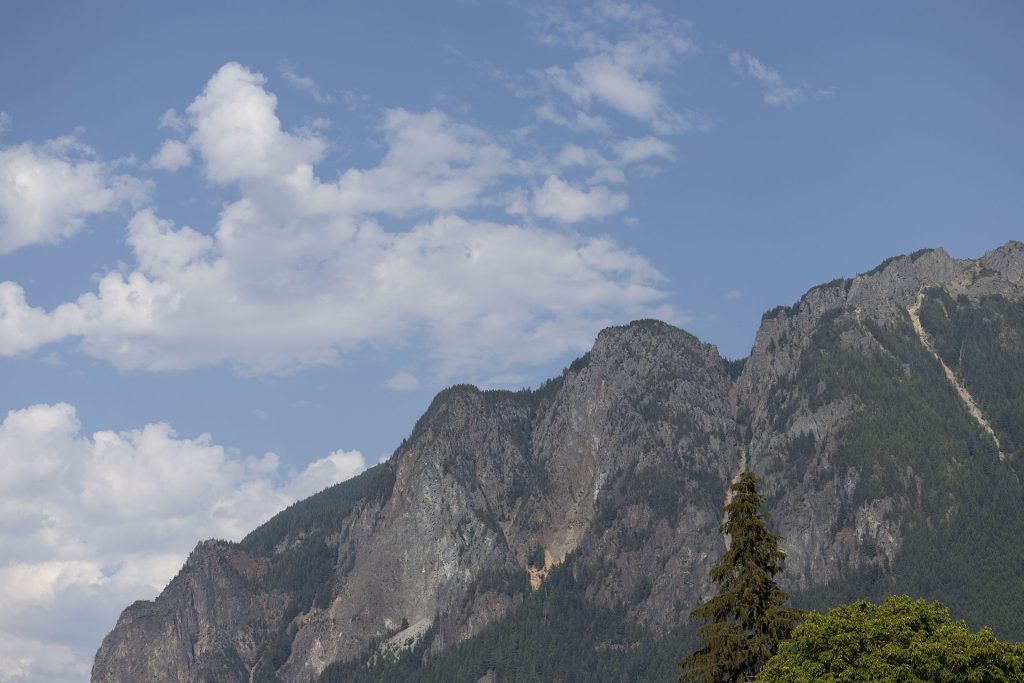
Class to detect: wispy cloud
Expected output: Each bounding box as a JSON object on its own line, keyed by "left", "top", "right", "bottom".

{"left": 729, "top": 51, "right": 834, "bottom": 108}
{"left": 535, "top": 102, "right": 610, "bottom": 134}
{"left": 385, "top": 370, "right": 420, "bottom": 391}
{"left": 279, "top": 61, "right": 333, "bottom": 104}
{"left": 532, "top": 1, "right": 706, "bottom": 134}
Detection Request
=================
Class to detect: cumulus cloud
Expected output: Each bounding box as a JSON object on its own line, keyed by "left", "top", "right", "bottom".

{"left": 535, "top": 1, "right": 703, "bottom": 134}
{"left": 148, "top": 139, "right": 191, "bottom": 171}
{"left": 284, "top": 449, "right": 366, "bottom": 499}
{"left": 0, "top": 136, "right": 150, "bottom": 254}
{"left": 0, "top": 402, "right": 366, "bottom": 682}
{"left": 158, "top": 108, "right": 187, "bottom": 133}
{"left": 0, "top": 112, "right": 11, "bottom": 133}
{"left": 186, "top": 62, "right": 328, "bottom": 185}
{"left": 0, "top": 632, "right": 87, "bottom": 683}
{"left": 0, "top": 63, "right": 674, "bottom": 377}
{"left": 328, "top": 108, "right": 513, "bottom": 216}
{"left": 728, "top": 52, "right": 830, "bottom": 108}
{"left": 532, "top": 175, "right": 629, "bottom": 223}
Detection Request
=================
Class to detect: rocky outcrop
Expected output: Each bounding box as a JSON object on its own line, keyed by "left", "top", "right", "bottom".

{"left": 737, "top": 242, "right": 1024, "bottom": 592}
{"left": 92, "top": 541, "right": 289, "bottom": 683}
{"left": 94, "top": 241, "right": 1024, "bottom": 682}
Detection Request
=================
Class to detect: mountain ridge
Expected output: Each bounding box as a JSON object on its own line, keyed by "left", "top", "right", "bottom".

{"left": 93, "top": 241, "right": 1024, "bottom": 682}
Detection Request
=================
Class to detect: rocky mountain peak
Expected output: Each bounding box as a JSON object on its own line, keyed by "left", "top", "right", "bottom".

{"left": 979, "top": 239, "right": 1024, "bottom": 286}
{"left": 93, "top": 242, "right": 1024, "bottom": 683}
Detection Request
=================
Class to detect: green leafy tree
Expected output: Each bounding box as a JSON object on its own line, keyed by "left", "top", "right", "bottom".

{"left": 757, "top": 595, "right": 1024, "bottom": 682}
{"left": 679, "top": 472, "right": 801, "bottom": 682}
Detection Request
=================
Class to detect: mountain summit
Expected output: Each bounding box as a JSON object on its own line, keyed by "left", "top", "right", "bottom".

{"left": 92, "top": 242, "right": 1024, "bottom": 682}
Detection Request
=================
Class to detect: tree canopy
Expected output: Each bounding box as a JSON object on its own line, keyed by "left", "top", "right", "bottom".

{"left": 679, "top": 471, "right": 801, "bottom": 682}
{"left": 757, "top": 595, "right": 1024, "bottom": 682}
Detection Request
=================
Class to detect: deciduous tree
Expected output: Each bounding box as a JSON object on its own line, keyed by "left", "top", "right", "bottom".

{"left": 757, "top": 595, "right": 1024, "bottom": 682}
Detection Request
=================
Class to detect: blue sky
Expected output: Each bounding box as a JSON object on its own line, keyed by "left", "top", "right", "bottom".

{"left": 0, "top": 1, "right": 1022, "bottom": 679}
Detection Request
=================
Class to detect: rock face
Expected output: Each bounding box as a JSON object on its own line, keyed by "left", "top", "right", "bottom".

{"left": 92, "top": 541, "right": 289, "bottom": 683}
{"left": 93, "top": 242, "right": 1024, "bottom": 682}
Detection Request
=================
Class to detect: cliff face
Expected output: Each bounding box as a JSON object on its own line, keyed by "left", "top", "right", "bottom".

{"left": 739, "top": 243, "right": 1024, "bottom": 598}
{"left": 93, "top": 241, "right": 1024, "bottom": 682}
{"left": 92, "top": 541, "right": 289, "bottom": 683}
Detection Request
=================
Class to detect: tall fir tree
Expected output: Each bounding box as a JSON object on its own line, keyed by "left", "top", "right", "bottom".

{"left": 679, "top": 471, "right": 801, "bottom": 683}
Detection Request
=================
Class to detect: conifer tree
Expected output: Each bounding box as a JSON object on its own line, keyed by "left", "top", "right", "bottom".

{"left": 679, "top": 472, "right": 801, "bottom": 683}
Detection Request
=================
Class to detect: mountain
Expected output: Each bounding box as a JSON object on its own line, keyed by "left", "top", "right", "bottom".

{"left": 92, "top": 242, "right": 1024, "bottom": 683}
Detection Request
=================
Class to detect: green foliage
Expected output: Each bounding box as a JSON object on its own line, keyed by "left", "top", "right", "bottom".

{"left": 918, "top": 290, "right": 1024, "bottom": 458}
{"left": 679, "top": 473, "right": 801, "bottom": 683}
{"left": 757, "top": 596, "right": 1024, "bottom": 682}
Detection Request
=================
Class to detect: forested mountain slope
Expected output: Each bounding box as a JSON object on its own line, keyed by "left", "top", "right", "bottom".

{"left": 92, "top": 242, "right": 1024, "bottom": 683}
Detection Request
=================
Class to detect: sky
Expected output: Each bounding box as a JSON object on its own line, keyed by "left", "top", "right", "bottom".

{"left": 0, "top": 1, "right": 1022, "bottom": 679}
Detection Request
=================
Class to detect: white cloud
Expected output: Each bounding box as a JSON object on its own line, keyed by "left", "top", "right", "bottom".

{"left": 186, "top": 64, "right": 510, "bottom": 216}
{"left": 535, "top": 102, "right": 610, "bottom": 134}
{"left": 553, "top": 137, "right": 674, "bottom": 178}
{"left": 611, "top": 136, "right": 674, "bottom": 164}
{"left": 555, "top": 143, "right": 608, "bottom": 169}
{"left": 279, "top": 61, "right": 333, "bottom": 104}
{"left": 535, "top": 3, "right": 702, "bottom": 134}
{"left": 532, "top": 175, "right": 629, "bottom": 223}
{"left": 725, "top": 290, "right": 741, "bottom": 300}
{"left": 0, "top": 632, "right": 87, "bottom": 683}
{"left": 385, "top": 370, "right": 420, "bottom": 391}
{"left": 284, "top": 449, "right": 366, "bottom": 500}
{"left": 0, "top": 63, "right": 674, "bottom": 378}
{"left": 0, "top": 402, "right": 367, "bottom": 681}
{"left": 0, "top": 136, "right": 150, "bottom": 254}
{"left": 187, "top": 62, "right": 328, "bottom": 185}
{"left": 328, "top": 107, "right": 513, "bottom": 216}
{"left": 158, "top": 108, "right": 187, "bottom": 133}
{"left": 729, "top": 52, "right": 819, "bottom": 108}
{"left": 0, "top": 112, "right": 11, "bottom": 134}
{"left": 0, "top": 281, "right": 80, "bottom": 356}
{"left": 148, "top": 139, "right": 191, "bottom": 171}
{"left": 587, "top": 166, "right": 626, "bottom": 185}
